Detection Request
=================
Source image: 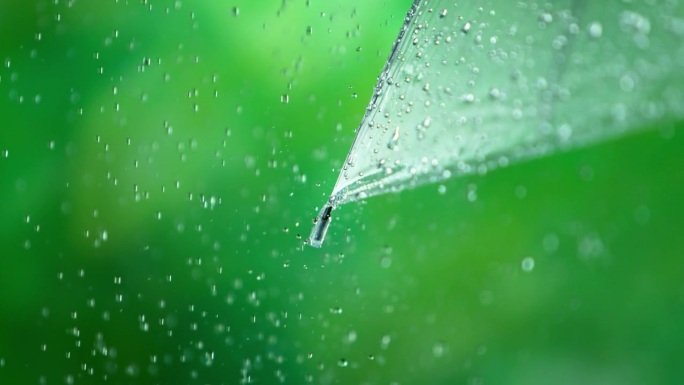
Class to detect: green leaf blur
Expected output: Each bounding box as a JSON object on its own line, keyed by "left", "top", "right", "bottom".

{"left": 0, "top": 1, "right": 682, "bottom": 384}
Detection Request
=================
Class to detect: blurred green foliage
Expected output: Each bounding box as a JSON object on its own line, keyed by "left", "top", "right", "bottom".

{"left": 0, "top": 1, "right": 682, "bottom": 384}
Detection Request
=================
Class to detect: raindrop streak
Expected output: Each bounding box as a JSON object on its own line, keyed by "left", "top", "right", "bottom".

{"left": 309, "top": 0, "right": 684, "bottom": 247}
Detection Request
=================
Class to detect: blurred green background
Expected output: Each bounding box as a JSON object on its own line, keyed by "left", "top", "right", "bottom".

{"left": 1, "top": 1, "right": 683, "bottom": 384}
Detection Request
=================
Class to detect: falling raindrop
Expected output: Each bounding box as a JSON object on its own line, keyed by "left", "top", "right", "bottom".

{"left": 521, "top": 257, "right": 535, "bottom": 272}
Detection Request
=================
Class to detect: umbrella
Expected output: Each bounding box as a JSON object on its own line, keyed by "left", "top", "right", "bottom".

{"left": 310, "top": 0, "right": 684, "bottom": 247}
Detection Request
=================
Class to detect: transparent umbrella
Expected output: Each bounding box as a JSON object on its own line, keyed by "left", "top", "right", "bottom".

{"left": 310, "top": 0, "right": 684, "bottom": 247}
